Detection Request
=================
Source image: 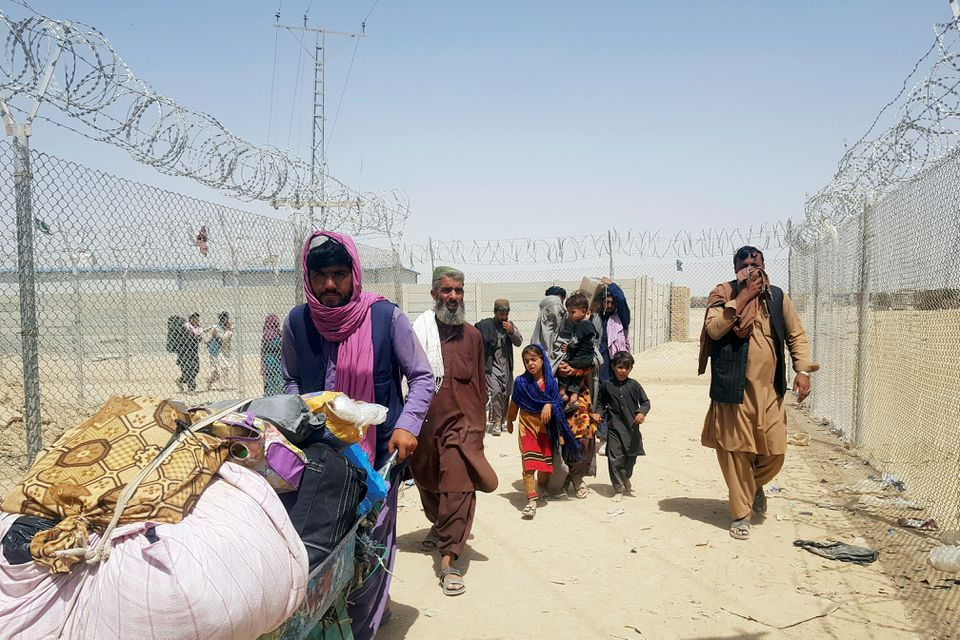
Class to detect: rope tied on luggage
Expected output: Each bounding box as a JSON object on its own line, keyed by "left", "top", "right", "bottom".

{"left": 50, "top": 400, "right": 250, "bottom": 567}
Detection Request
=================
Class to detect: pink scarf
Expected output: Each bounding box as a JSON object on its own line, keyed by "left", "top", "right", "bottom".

{"left": 302, "top": 231, "right": 385, "bottom": 461}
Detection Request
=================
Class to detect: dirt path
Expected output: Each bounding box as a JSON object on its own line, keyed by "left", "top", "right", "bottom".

{"left": 381, "top": 383, "right": 951, "bottom": 640}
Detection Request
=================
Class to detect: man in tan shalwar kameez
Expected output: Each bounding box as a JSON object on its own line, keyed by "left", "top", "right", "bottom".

{"left": 411, "top": 266, "right": 498, "bottom": 596}
{"left": 699, "top": 246, "right": 818, "bottom": 540}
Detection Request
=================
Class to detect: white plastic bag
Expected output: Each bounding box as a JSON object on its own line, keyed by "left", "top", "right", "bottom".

{"left": 327, "top": 394, "right": 389, "bottom": 428}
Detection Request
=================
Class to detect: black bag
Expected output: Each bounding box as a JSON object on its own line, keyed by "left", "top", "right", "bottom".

{"left": 2, "top": 515, "right": 59, "bottom": 565}
{"left": 280, "top": 443, "right": 367, "bottom": 570}
{"left": 244, "top": 395, "right": 326, "bottom": 445}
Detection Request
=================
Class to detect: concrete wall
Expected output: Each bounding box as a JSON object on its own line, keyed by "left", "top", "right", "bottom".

{"left": 398, "top": 277, "right": 673, "bottom": 354}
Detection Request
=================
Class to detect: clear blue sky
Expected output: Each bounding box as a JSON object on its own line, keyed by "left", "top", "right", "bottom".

{"left": 19, "top": 1, "right": 955, "bottom": 243}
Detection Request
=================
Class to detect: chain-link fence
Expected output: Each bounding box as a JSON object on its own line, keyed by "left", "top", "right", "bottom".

{"left": 0, "top": 140, "right": 797, "bottom": 496}
{"left": 791, "top": 147, "right": 960, "bottom": 530}
{"left": 0, "top": 141, "right": 410, "bottom": 492}
{"left": 8, "top": 136, "right": 958, "bottom": 538}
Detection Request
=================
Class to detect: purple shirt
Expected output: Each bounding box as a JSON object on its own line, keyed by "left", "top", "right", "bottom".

{"left": 281, "top": 306, "right": 433, "bottom": 437}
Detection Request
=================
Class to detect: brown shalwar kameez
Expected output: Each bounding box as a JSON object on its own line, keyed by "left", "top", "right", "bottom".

{"left": 701, "top": 287, "right": 816, "bottom": 520}
{"left": 411, "top": 321, "right": 498, "bottom": 559}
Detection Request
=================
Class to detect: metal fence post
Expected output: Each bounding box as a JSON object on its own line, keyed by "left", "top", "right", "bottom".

{"left": 811, "top": 248, "right": 820, "bottom": 367}
{"left": 607, "top": 229, "right": 615, "bottom": 279}
{"left": 71, "top": 257, "right": 85, "bottom": 405}
{"left": 851, "top": 198, "right": 873, "bottom": 447}
{"left": 121, "top": 262, "right": 130, "bottom": 382}
{"left": 292, "top": 209, "right": 305, "bottom": 307}
{"left": 474, "top": 281, "right": 482, "bottom": 324}
{"left": 11, "top": 125, "right": 43, "bottom": 461}
{"left": 390, "top": 242, "right": 403, "bottom": 308}
{"left": 787, "top": 243, "right": 793, "bottom": 297}
{"left": 224, "top": 226, "right": 246, "bottom": 396}
{"left": 233, "top": 267, "right": 245, "bottom": 395}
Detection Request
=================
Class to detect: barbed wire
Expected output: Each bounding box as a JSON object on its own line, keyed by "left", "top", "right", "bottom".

{"left": 796, "top": 17, "right": 960, "bottom": 246}
{"left": 0, "top": 3, "right": 408, "bottom": 238}
{"left": 402, "top": 221, "right": 790, "bottom": 267}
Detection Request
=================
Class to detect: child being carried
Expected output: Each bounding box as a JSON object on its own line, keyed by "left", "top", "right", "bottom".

{"left": 556, "top": 291, "right": 598, "bottom": 413}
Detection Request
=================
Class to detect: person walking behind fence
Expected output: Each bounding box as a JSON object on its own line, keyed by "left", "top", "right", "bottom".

{"left": 171, "top": 312, "right": 204, "bottom": 393}
{"left": 206, "top": 311, "right": 235, "bottom": 391}
{"left": 507, "top": 344, "right": 580, "bottom": 519}
{"left": 698, "top": 245, "right": 818, "bottom": 541}
{"left": 475, "top": 299, "right": 522, "bottom": 436}
{"left": 281, "top": 231, "right": 434, "bottom": 639}
{"left": 594, "top": 351, "right": 650, "bottom": 498}
{"left": 530, "top": 286, "right": 566, "bottom": 363}
{"left": 260, "top": 314, "right": 283, "bottom": 396}
{"left": 412, "top": 266, "right": 498, "bottom": 597}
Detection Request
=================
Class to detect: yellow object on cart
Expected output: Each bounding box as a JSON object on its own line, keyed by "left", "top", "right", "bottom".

{"left": 302, "top": 391, "right": 362, "bottom": 444}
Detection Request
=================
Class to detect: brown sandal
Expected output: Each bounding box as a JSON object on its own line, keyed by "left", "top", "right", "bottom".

{"left": 730, "top": 518, "right": 751, "bottom": 540}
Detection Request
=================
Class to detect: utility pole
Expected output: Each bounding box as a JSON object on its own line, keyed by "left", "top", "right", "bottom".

{"left": 274, "top": 19, "right": 364, "bottom": 304}
{"left": 274, "top": 20, "right": 364, "bottom": 230}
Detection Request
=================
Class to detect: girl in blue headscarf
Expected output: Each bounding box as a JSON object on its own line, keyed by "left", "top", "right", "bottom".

{"left": 508, "top": 344, "right": 581, "bottom": 519}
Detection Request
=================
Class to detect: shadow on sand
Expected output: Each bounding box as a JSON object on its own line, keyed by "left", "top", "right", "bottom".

{"left": 658, "top": 496, "right": 730, "bottom": 530}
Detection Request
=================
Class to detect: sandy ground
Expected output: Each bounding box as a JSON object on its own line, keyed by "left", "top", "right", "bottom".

{"left": 382, "top": 383, "right": 957, "bottom": 640}
{"left": 1, "top": 305, "right": 957, "bottom": 638}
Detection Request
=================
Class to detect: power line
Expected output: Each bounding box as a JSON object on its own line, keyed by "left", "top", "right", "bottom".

{"left": 266, "top": 9, "right": 281, "bottom": 146}
{"left": 325, "top": 37, "right": 360, "bottom": 157}
{"left": 357, "top": 34, "right": 366, "bottom": 193}
{"left": 364, "top": 0, "right": 381, "bottom": 25}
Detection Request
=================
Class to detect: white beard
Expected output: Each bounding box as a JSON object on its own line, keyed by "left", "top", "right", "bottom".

{"left": 434, "top": 298, "right": 465, "bottom": 326}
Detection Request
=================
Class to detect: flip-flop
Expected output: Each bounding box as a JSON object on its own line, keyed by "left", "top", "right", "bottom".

{"left": 752, "top": 486, "right": 767, "bottom": 514}
{"left": 730, "top": 518, "right": 751, "bottom": 540}
{"left": 439, "top": 567, "right": 466, "bottom": 596}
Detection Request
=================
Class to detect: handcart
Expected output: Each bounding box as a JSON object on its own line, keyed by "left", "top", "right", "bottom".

{"left": 258, "top": 452, "right": 397, "bottom": 640}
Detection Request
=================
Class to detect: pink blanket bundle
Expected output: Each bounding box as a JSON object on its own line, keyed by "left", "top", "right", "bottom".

{"left": 0, "top": 463, "right": 308, "bottom": 640}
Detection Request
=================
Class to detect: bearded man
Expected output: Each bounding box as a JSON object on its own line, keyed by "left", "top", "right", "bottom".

{"left": 280, "top": 231, "right": 435, "bottom": 638}
{"left": 698, "top": 245, "right": 818, "bottom": 541}
{"left": 475, "top": 298, "right": 522, "bottom": 436}
{"left": 411, "top": 266, "right": 498, "bottom": 597}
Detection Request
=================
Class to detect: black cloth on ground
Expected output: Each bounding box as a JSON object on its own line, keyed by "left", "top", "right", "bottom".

{"left": 793, "top": 539, "right": 879, "bottom": 564}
